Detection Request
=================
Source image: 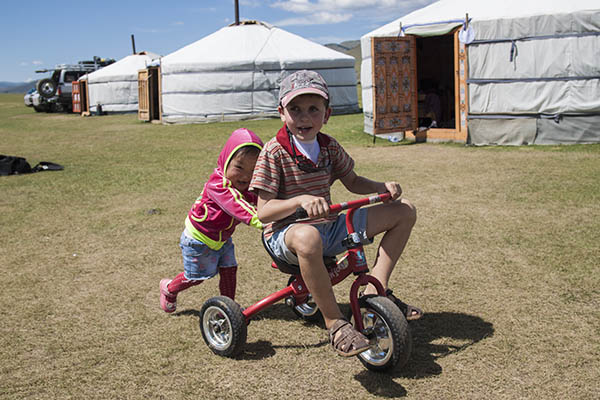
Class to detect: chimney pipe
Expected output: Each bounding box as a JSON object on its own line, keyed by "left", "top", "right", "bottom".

{"left": 235, "top": 0, "right": 240, "bottom": 25}
{"left": 131, "top": 34, "right": 136, "bottom": 54}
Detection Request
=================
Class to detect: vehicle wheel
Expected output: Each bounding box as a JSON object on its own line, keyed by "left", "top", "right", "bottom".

{"left": 37, "top": 79, "right": 57, "bottom": 98}
{"left": 33, "top": 106, "right": 44, "bottom": 113}
{"left": 200, "top": 296, "right": 247, "bottom": 357}
{"left": 286, "top": 276, "right": 322, "bottom": 322}
{"left": 350, "top": 296, "right": 412, "bottom": 372}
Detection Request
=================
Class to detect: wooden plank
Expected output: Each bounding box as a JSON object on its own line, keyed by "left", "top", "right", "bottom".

{"left": 405, "top": 128, "right": 464, "bottom": 142}
{"left": 455, "top": 29, "right": 468, "bottom": 141}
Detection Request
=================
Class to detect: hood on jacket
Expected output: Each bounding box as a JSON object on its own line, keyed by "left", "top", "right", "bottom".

{"left": 217, "top": 128, "right": 263, "bottom": 176}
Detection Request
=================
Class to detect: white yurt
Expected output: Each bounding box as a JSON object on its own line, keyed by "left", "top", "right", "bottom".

{"left": 85, "top": 51, "right": 159, "bottom": 114}
{"left": 158, "top": 21, "right": 359, "bottom": 124}
{"left": 361, "top": 0, "right": 600, "bottom": 145}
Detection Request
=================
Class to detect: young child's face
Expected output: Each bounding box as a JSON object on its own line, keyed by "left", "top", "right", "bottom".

{"left": 279, "top": 94, "right": 332, "bottom": 142}
{"left": 225, "top": 150, "right": 259, "bottom": 192}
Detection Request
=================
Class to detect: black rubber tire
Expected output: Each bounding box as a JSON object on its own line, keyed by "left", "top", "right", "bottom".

{"left": 36, "top": 79, "right": 57, "bottom": 98}
{"left": 200, "top": 296, "right": 247, "bottom": 357}
{"left": 351, "top": 296, "right": 412, "bottom": 372}
{"left": 287, "top": 276, "right": 322, "bottom": 322}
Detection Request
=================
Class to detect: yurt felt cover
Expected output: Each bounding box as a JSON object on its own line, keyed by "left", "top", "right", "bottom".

{"left": 159, "top": 21, "right": 359, "bottom": 124}
{"left": 86, "top": 52, "right": 159, "bottom": 113}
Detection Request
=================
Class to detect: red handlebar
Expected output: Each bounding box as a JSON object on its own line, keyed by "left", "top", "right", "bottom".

{"left": 329, "top": 192, "right": 391, "bottom": 214}
{"left": 293, "top": 192, "right": 392, "bottom": 220}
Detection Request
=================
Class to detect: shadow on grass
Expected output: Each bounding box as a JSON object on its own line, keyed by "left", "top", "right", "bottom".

{"left": 176, "top": 306, "right": 493, "bottom": 388}
{"left": 174, "top": 305, "right": 328, "bottom": 361}
{"left": 355, "top": 312, "right": 494, "bottom": 398}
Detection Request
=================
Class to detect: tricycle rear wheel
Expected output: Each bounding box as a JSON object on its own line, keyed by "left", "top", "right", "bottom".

{"left": 286, "top": 276, "right": 322, "bottom": 322}
{"left": 200, "top": 296, "right": 247, "bottom": 357}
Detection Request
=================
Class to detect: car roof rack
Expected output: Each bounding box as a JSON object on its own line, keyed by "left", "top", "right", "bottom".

{"left": 34, "top": 56, "right": 116, "bottom": 73}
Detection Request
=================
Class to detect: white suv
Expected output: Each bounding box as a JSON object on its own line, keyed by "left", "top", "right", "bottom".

{"left": 24, "top": 57, "right": 115, "bottom": 113}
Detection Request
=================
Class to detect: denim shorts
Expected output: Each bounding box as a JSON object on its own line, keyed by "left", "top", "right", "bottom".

{"left": 180, "top": 231, "right": 237, "bottom": 280}
{"left": 266, "top": 208, "right": 372, "bottom": 265}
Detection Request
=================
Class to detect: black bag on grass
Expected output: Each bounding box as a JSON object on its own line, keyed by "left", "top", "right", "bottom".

{"left": 0, "top": 155, "right": 63, "bottom": 176}
{"left": 0, "top": 155, "right": 32, "bottom": 175}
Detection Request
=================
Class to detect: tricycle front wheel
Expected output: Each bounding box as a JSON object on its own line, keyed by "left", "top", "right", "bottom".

{"left": 351, "top": 296, "right": 412, "bottom": 372}
{"left": 200, "top": 296, "right": 247, "bottom": 357}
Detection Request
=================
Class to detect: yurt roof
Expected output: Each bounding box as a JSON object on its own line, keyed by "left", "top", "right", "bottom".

{"left": 363, "top": 0, "right": 599, "bottom": 38}
{"left": 86, "top": 51, "right": 160, "bottom": 83}
{"left": 161, "top": 21, "right": 355, "bottom": 74}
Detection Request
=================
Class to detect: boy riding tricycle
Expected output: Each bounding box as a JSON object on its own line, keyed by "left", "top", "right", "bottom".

{"left": 200, "top": 193, "right": 414, "bottom": 371}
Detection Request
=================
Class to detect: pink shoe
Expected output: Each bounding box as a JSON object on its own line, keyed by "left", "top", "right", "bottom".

{"left": 160, "top": 279, "right": 177, "bottom": 313}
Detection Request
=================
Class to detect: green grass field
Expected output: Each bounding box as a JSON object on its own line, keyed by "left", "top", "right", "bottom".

{"left": 1, "top": 93, "right": 599, "bottom": 399}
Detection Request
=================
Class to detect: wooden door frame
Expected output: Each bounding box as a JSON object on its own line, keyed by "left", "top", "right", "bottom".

{"left": 372, "top": 30, "right": 468, "bottom": 143}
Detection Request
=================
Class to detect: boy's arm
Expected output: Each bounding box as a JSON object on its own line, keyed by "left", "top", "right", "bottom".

{"left": 340, "top": 170, "right": 403, "bottom": 200}
{"left": 257, "top": 190, "right": 330, "bottom": 222}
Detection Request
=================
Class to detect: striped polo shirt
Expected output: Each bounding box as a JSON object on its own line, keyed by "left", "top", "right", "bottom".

{"left": 250, "top": 125, "right": 354, "bottom": 237}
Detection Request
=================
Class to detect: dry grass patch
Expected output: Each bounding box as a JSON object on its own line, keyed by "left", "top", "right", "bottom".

{"left": 1, "top": 94, "right": 599, "bottom": 399}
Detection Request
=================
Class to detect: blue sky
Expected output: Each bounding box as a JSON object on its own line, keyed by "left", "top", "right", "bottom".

{"left": 0, "top": 0, "right": 433, "bottom": 83}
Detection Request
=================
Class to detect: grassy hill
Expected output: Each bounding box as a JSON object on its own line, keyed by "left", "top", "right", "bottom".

{"left": 0, "top": 81, "right": 35, "bottom": 94}
{"left": 325, "top": 40, "right": 362, "bottom": 83}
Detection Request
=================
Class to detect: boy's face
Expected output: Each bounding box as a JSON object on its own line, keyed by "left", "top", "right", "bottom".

{"left": 278, "top": 94, "right": 332, "bottom": 142}
{"left": 225, "top": 151, "right": 259, "bottom": 192}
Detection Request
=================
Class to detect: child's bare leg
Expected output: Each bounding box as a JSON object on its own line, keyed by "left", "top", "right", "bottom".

{"left": 285, "top": 224, "right": 344, "bottom": 329}
{"left": 364, "top": 199, "right": 417, "bottom": 295}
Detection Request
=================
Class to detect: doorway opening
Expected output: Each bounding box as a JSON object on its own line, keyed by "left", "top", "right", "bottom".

{"left": 416, "top": 34, "right": 456, "bottom": 129}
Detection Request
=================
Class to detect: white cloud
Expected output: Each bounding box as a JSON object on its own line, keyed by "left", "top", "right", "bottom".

{"left": 309, "top": 35, "right": 355, "bottom": 44}
{"left": 270, "top": 0, "right": 431, "bottom": 26}
{"left": 276, "top": 11, "right": 352, "bottom": 26}
{"left": 240, "top": 0, "right": 261, "bottom": 6}
{"left": 271, "top": 0, "right": 421, "bottom": 13}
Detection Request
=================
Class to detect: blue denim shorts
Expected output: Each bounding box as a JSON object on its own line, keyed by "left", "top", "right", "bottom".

{"left": 266, "top": 208, "right": 372, "bottom": 265}
{"left": 180, "top": 231, "right": 237, "bottom": 280}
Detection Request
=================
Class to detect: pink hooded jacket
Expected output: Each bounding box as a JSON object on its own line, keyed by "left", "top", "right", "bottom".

{"left": 184, "top": 128, "right": 263, "bottom": 250}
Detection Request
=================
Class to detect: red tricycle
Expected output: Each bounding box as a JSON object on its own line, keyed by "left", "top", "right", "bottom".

{"left": 199, "top": 193, "right": 412, "bottom": 371}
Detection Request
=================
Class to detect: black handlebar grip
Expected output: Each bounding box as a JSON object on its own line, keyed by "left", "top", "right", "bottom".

{"left": 294, "top": 207, "right": 308, "bottom": 219}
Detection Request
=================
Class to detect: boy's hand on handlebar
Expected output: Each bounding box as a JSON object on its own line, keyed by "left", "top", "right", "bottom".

{"left": 380, "top": 182, "right": 402, "bottom": 201}
{"left": 299, "top": 195, "right": 330, "bottom": 218}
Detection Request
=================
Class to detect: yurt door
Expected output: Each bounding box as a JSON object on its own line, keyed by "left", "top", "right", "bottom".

{"left": 138, "top": 69, "right": 151, "bottom": 121}
{"left": 138, "top": 67, "right": 161, "bottom": 122}
{"left": 371, "top": 36, "right": 418, "bottom": 135}
{"left": 72, "top": 80, "right": 81, "bottom": 114}
{"left": 76, "top": 79, "right": 90, "bottom": 116}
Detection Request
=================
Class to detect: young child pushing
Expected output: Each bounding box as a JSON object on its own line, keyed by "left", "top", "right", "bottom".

{"left": 250, "top": 70, "right": 421, "bottom": 357}
{"left": 160, "top": 128, "right": 263, "bottom": 313}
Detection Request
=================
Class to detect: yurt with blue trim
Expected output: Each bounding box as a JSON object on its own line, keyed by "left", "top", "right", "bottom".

{"left": 361, "top": 0, "right": 600, "bottom": 145}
